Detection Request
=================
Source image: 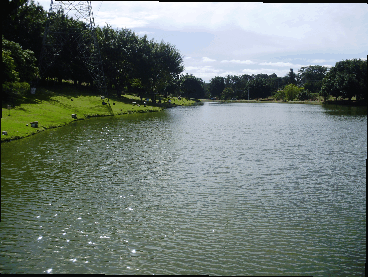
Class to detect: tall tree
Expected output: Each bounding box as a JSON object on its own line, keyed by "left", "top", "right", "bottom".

{"left": 249, "top": 74, "right": 272, "bottom": 99}
{"left": 321, "top": 59, "right": 367, "bottom": 101}
{"left": 208, "top": 76, "right": 225, "bottom": 99}
{"left": 180, "top": 74, "right": 204, "bottom": 99}
{"left": 2, "top": 0, "right": 47, "bottom": 60}
{"left": 2, "top": 36, "right": 39, "bottom": 102}
{"left": 298, "top": 65, "right": 328, "bottom": 94}
{"left": 286, "top": 68, "right": 297, "bottom": 85}
{"left": 2, "top": 37, "right": 39, "bottom": 83}
{"left": 150, "top": 40, "right": 184, "bottom": 100}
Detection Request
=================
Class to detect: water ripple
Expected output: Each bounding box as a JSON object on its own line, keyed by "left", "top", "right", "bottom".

{"left": 1, "top": 104, "right": 366, "bottom": 275}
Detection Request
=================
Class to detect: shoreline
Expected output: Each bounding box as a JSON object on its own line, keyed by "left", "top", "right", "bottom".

{"left": 2, "top": 92, "right": 365, "bottom": 143}
{"left": 200, "top": 99, "right": 322, "bottom": 105}
{"left": 201, "top": 99, "right": 367, "bottom": 106}
{"left": 1, "top": 109, "right": 162, "bottom": 143}
{"left": 1, "top": 86, "right": 198, "bottom": 143}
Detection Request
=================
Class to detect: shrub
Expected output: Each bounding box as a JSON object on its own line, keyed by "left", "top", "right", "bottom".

{"left": 297, "top": 89, "right": 311, "bottom": 101}
{"left": 273, "top": 90, "right": 286, "bottom": 101}
{"left": 2, "top": 82, "right": 30, "bottom": 102}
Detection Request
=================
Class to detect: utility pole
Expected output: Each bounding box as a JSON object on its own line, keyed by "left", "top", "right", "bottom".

{"left": 38, "top": 0, "right": 107, "bottom": 98}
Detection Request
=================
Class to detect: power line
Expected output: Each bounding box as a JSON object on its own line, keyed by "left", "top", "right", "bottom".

{"left": 38, "top": 1, "right": 107, "bottom": 97}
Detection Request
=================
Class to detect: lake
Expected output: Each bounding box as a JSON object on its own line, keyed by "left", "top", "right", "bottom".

{"left": 1, "top": 102, "right": 366, "bottom": 275}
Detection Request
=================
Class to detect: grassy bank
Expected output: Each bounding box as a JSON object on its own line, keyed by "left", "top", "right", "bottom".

{"left": 1, "top": 84, "right": 198, "bottom": 143}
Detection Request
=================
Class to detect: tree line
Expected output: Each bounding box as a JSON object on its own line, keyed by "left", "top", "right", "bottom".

{"left": 207, "top": 61, "right": 367, "bottom": 102}
{"left": 2, "top": 0, "right": 191, "bottom": 103}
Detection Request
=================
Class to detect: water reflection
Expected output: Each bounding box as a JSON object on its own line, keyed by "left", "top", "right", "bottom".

{"left": 323, "top": 103, "right": 367, "bottom": 116}
{"left": 1, "top": 103, "right": 366, "bottom": 275}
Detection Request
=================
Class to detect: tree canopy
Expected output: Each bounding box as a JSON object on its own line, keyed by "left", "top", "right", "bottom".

{"left": 2, "top": 36, "right": 39, "bottom": 102}
{"left": 2, "top": 0, "right": 185, "bottom": 102}
{"left": 180, "top": 74, "right": 205, "bottom": 99}
{"left": 206, "top": 61, "right": 366, "bottom": 103}
{"left": 321, "top": 59, "right": 367, "bottom": 101}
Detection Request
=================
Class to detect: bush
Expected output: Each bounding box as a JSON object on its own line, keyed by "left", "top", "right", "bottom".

{"left": 2, "top": 37, "right": 39, "bottom": 83}
{"left": 273, "top": 90, "right": 286, "bottom": 101}
{"left": 297, "top": 89, "right": 311, "bottom": 101}
{"left": 221, "top": 87, "right": 234, "bottom": 100}
{"left": 310, "top": 93, "right": 319, "bottom": 101}
{"left": 2, "top": 82, "right": 30, "bottom": 103}
{"left": 2, "top": 49, "right": 19, "bottom": 82}
{"left": 284, "top": 84, "right": 302, "bottom": 101}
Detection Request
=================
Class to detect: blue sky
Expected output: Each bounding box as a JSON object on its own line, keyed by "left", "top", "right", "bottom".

{"left": 37, "top": 1, "right": 367, "bottom": 82}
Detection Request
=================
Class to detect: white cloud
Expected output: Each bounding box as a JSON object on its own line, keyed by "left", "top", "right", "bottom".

{"left": 241, "top": 68, "right": 290, "bottom": 77}
{"left": 95, "top": 12, "right": 149, "bottom": 29}
{"left": 185, "top": 65, "right": 220, "bottom": 73}
{"left": 258, "top": 62, "right": 294, "bottom": 67}
{"left": 202, "top": 57, "right": 216, "bottom": 62}
{"left": 184, "top": 65, "right": 222, "bottom": 81}
{"left": 35, "top": 1, "right": 367, "bottom": 83}
{"left": 221, "top": 59, "right": 255, "bottom": 64}
{"left": 136, "top": 31, "right": 155, "bottom": 36}
{"left": 311, "top": 59, "right": 327, "bottom": 64}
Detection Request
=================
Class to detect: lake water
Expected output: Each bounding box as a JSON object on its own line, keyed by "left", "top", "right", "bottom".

{"left": 1, "top": 102, "right": 366, "bottom": 275}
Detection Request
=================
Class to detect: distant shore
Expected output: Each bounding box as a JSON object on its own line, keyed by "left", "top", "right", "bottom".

{"left": 201, "top": 99, "right": 322, "bottom": 105}
{"left": 200, "top": 98, "right": 367, "bottom": 106}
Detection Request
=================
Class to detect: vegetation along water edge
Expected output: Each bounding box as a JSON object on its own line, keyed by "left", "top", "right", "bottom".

{"left": 1, "top": 83, "right": 199, "bottom": 143}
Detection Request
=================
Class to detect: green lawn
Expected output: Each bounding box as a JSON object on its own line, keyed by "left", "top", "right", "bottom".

{"left": 2, "top": 85, "right": 198, "bottom": 142}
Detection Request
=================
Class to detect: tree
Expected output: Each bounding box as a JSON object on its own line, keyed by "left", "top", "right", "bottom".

{"left": 297, "top": 89, "right": 312, "bottom": 101}
{"left": 268, "top": 73, "right": 279, "bottom": 94}
{"left": 247, "top": 74, "right": 273, "bottom": 99}
{"left": 223, "top": 74, "right": 247, "bottom": 99}
{"left": 2, "top": 0, "right": 28, "bottom": 22}
{"left": 131, "top": 36, "right": 184, "bottom": 101}
{"left": 273, "top": 89, "right": 286, "bottom": 101}
{"left": 357, "top": 59, "right": 368, "bottom": 101}
{"left": 151, "top": 40, "right": 184, "bottom": 99}
{"left": 163, "top": 76, "right": 180, "bottom": 97}
{"left": 320, "top": 69, "right": 338, "bottom": 101}
{"left": 286, "top": 68, "right": 297, "bottom": 85}
{"left": 283, "top": 84, "right": 302, "bottom": 101}
{"left": 320, "top": 59, "right": 367, "bottom": 101}
{"left": 2, "top": 36, "right": 39, "bottom": 102}
{"left": 3, "top": 49, "right": 19, "bottom": 83}
{"left": 98, "top": 24, "right": 123, "bottom": 91}
{"left": 298, "top": 65, "right": 328, "bottom": 94}
{"left": 180, "top": 74, "right": 205, "bottom": 99}
{"left": 338, "top": 59, "right": 367, "bottom": 101}
{"left": 240, "top": 74, "right": 252, "bottom": 99}
{"left": 2, "top": 0, "right": 47, "bottom": 60}
{"left": 38, "top": 9, "right": 93, "bottom": 86}
{"left": 208, "top": 76, "right": 225, "bottom": 99}
{"left": 220, "top": 87, "right": 234, "bottom": 100}
{"left": 2, "top": 37, "right": 39, "bottom": 83}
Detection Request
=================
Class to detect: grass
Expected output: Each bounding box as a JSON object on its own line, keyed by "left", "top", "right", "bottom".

{"left": 1, "top": 83, "right": 198, "bottom": 143}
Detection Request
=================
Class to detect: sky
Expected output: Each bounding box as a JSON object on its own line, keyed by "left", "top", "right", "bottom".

{"left": 36, "top": 1, "right": 368, "bottom": 83}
